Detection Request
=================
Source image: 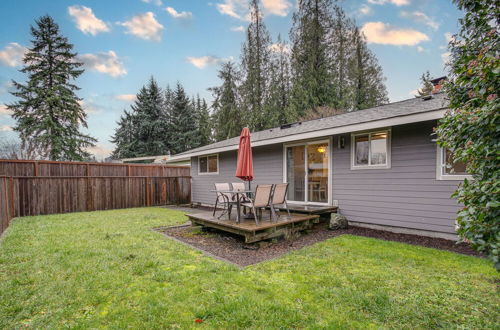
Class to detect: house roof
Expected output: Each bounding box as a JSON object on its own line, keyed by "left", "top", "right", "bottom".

{"left": 169, "top": 93, "right": 448, "bottom": 161}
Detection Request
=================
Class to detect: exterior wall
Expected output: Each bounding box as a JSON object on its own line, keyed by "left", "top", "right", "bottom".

{"left": 190, "top": 120, "right": 461, "bottom": 235}
{"left": 332, "top": 121, "right": 460, "bottom": 234}
{"left": 191, "top": 144, "right": 283, "bottom": 206}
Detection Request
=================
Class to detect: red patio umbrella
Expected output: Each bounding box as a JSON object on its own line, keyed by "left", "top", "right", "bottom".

{"left": 235, "top": 127, "right": 254, "bottom": 190}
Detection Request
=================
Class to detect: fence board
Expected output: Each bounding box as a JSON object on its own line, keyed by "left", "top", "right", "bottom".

{"left": 0, "top": 159, "right": 189, "bottom": 177}
{"left": 0, "top": 176, "right": 191, "bottom": 236}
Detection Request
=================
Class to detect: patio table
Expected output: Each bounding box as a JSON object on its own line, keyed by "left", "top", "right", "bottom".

{"left": 211, "top": 189, "right": 252, "bottom": 223}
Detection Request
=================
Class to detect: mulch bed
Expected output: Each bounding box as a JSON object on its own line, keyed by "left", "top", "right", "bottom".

{"left": 157, "top": 222, "right": 480, "bottom": 267}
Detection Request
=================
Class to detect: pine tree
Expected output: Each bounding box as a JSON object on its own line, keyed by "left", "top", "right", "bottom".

{"left": 289, "top": 0, "right": 335, "bottom": 120}
{"left": 330, "top": 6, "right": 355, "bottom": 110}
{"left": 8, "top": 15, "right": 96, "bottom": 160}
{"left": 195, "top": 95, "right": 212, "bottom": 146}
{"left": 348, "top": 27, "right": 388, "bottom": 110}
{"left": 265, "top": 34, "right": 292, "bottom": 126}
{"left": 240, "top": 0, "right": 272, "bottom": 131}
{"left": 210, "top": 62, "right": 243, "bottom": 141}
{"left": 111, "top": 77, "right": 167, "bottom": 158}
{"left": 416, "top": 71, "right": 434, "bottom": 97}
{"left": 110, "top": 110, "right": 135, "bottom": 159}
{"left": 169, "top": 82, "right": 198, "bottom": 153}
{"left": 131, "top": 77, "right": 167, "bottom": 156}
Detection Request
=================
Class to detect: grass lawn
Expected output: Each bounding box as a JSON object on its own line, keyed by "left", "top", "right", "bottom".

{"left": 0, "top": 207, "right": 498, "bottom": 329}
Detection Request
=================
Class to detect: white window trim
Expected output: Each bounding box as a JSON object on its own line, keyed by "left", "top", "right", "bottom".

{"left": 282, "top": 138, "right": 332, "bottom": 206}
{"left": 350, "top": 129, "right": 391, "bottom": 170}
{"left": 436, "top": 146, "right": 472, "bottom": 181}
{"left": 197, "top": 154, "right": 219, "bottom": 175}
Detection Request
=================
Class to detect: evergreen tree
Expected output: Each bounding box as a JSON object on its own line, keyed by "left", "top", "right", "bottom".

{"left": 111, "top": 77, "right": 167, "bottom": 158}
{"left": 169, "top": 82, "right": 198, "bottom": 153}
{"left": 289, "top": 0, "right": 335, "bottom": 119}
{"left": 110, "top": 110, "right": 135, "bottom": 159}
{"left": 8, "top": 15, "right": 96, "bottom": 160}
{"left": 210, "top": 62, "right": 243, "bottom": 141}
{"left": 265, "top": 34, "right": 292, "bottom": 126}
{"left": 240, "top": 0, "right": 272, "bottom": 131}
{"left": 348, "top": 27, "right": 388, "bottom": 110}
{"left": 416, "top": 71, "right": 434, "bottom": 97}
{"left": 130, "top": 77, "right": 166, "bottom": 156}
{"left": 195, "top": 95, "right": 212, "bottom": 146}
{"left": 330, "top": 6, "right": 355, "bottom": 110}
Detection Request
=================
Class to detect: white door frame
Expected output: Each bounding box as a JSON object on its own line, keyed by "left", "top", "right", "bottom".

{"left": 282, "top": 137, "right": 332, "bottom": 206}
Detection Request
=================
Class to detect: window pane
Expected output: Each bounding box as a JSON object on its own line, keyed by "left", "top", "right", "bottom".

{"left": 286, "top": 146, "right": 305, "bottom": 202}
{"left": 355, "top": 135, "right": 369, "bottom": 165}
{"left": 444, "top": 149, "right": 467, "bottom": 175}
{"left": 199, "top": 157, "right": 207, "bottom": 173}
{"left": 208, "top": 155, "right": 218, "bottom": 172}
{"left": 307, "top": 144, "right": 328, "bottom": 203}
{"left": 370, "top": 132, "right": 387, "bottom": 165}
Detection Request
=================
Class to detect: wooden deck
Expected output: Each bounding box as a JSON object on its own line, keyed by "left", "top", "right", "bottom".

{"left": 186, "top": 210, "right": 320, "bottom": 243}
{"left": 273, "top": 204, "right": 338, "bottom": 216}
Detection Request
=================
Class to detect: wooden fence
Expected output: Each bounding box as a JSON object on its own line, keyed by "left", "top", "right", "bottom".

{"left": 0, "top": 159, "right": 190, "bottom": 177}
{"left": 0, "top": 175, "right": 191, "bottom": 235}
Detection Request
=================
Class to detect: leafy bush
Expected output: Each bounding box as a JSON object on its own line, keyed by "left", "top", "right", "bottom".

{"left": 436, "top": 0, "right": 499, "bottom": 269}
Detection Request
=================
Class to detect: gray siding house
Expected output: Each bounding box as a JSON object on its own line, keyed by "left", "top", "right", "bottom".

{"left": 169, "top": 93, "right": 469, "bottom": 239}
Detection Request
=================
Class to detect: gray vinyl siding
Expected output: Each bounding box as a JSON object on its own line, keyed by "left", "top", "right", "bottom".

{"left": 191, "top": 144, "right": 283, "bottom": 206}
{"left": 190, "top": 120, "right": 461, "bottom": 234}
{"left": 332, "top": 121, "right": 460, "bottom": 234}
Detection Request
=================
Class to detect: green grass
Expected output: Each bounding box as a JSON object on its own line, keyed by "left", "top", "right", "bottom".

{"left": 0, "top": 208, "right": 498, "bottom": 329}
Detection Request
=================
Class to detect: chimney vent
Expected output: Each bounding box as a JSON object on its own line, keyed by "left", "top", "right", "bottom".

{"left": 430, "top": 76, "right": 447, "bottom": 94}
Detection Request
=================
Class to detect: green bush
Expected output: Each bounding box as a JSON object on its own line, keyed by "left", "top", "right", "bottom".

{"left": 436, "top": 0, "right": 500, "bottom": 269}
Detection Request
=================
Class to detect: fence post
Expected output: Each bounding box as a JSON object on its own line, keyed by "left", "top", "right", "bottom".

{"left": 33, "top": 161, "right": 39, "bottom": 176}
{"left": 9, "top": 177, "right": 15, "bottom": 217}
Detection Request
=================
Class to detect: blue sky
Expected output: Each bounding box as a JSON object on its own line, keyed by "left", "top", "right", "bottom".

{"left": 0, "top": 0, "right": 462, "bottom": 158}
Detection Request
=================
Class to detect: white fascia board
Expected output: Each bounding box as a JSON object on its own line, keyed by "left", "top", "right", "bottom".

{"left": 167, "top": 109, "right": 446, "bottom": 161}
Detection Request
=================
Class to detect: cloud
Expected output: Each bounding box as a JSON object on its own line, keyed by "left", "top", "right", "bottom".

{"left": 0, "top": 43, "right": 26, "bottom": 67}
{"left": 186, "top": 56, "right": 230, "bottom": 69}
{"left": 441, "top": 52, "right": 451, "bottom": 64}
{"left": 141, "top": 0, "right": 163, "bottom": 6}
{"left": 216, "top": 0, "right": 290, "bottom": 20}
{"left": 119, "top": 12, "right": 164, "bottom": 42}
{"left": 361, "top": 22, "right": 429, "bottom": 46}
{"left": 368, "top": 0, "right": 409, "bottom": 6}
{"left": 216, "top": 0, "right": 248, "bottom": 20}
{"left": 165, "top": 7, "right": 193, "bottom": 19}
{"left": 79, "top": 51, "right": 127, "bottom": 77}
{"left": 68, "top": 5, "right": 110, "bottom": 35}
{"left": 0, "top": 125, "right": 13, "bottom": 132}
{"left": 86, "top": 144, "right": 112, "bottom": 159}
{"left": 444, "top": 32, "right": 453, "bottom": 43}
{"left": 77, "top": 100, "right": 100, "bottom": 114}
{"left": 416, "top": 46, "right": 425, "bottom": 52}
{"left": 231, "top": 25, "right": 245, "bottom": 32}
{"left": 0, "top": 104, "right": 13, "bottom": 117}
{"left": 358, "top": 5, "right": 373, "bottom": 16}
{"left": 261, "top": 0, "right": 291, "bottom": 16}
{"left": 114, "top": 94, "right": 137, "bottom": 102}
{"left": 269, "top": 43, "right": 290, "bottom": 53}
{"left": 400, "top": 11, "right": 439, "bottom": 30}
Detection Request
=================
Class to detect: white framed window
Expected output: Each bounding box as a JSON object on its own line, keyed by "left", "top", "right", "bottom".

{"left": 198, "top": 154, "right": 219, "bottom": 175}
{"left": 436, "top": 147, "right": 472, "bottom": 180}
{"left": 350, "top": 129, "right": 391, "bottom": 170}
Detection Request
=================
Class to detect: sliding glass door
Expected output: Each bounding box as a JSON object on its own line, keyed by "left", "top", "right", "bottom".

{"left": 285, "top": 140, "right": 330, "bottom": 204}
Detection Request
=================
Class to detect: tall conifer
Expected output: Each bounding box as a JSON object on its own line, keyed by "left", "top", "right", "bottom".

{"left": 8, "top": 15, "right": 96, "bottom": 160}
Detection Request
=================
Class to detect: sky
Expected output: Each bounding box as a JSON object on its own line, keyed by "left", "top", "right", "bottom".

{"left": 0, "top": 0, "right": 462, "bottom": 158}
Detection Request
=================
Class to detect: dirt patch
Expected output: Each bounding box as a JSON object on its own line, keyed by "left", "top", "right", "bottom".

{"left": 157, "top": 222, "right": 480, "bottom": 267}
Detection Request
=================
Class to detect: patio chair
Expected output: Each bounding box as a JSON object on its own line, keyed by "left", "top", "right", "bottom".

{"left": 213, "top": 183, "right": 236, "bottom": 220}
{"left": 269, "top": 183, "right": 291, "bottom": 221}
{"left": 241, "top": 184, "right": 273, "bottom": 225}
{"left": 231, "top": 182, "right": 251, "bottom": 214}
